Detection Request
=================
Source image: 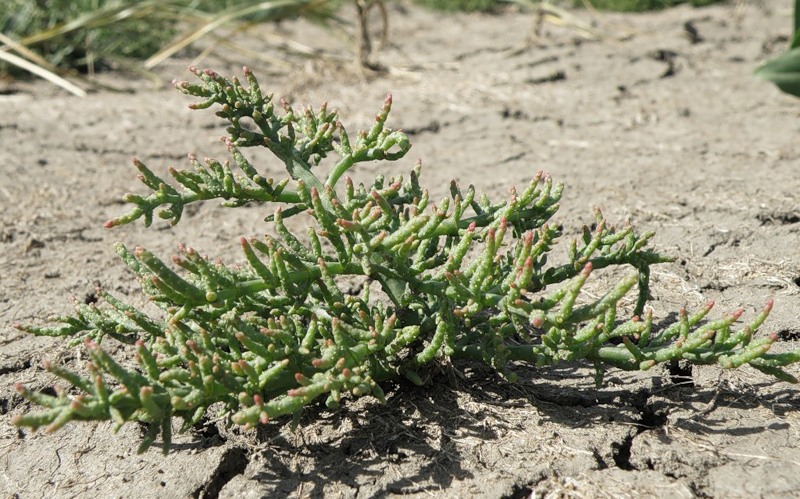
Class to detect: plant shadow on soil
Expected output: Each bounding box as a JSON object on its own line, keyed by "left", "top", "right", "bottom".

{"left": 160, "top": 355, "right": 800, "bottom": 497}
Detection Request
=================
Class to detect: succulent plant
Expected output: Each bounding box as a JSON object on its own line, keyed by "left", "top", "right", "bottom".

{"left": 13, "top": 67, "right": 799, "bottom": 454}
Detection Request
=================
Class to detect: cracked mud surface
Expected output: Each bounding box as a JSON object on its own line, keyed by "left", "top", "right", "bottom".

{"left": 2, "top": 1, "right": 800, "bottom": 497}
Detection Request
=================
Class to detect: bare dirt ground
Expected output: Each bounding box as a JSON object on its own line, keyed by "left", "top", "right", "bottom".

{"left": 2, "top": 1, "right": 800, "bottom": 497}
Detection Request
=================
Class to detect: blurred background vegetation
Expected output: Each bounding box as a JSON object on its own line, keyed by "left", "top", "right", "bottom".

{"left": 0, "top": 0, "right": 735, "bottom": 90}
{"left": 404, "top": 0, "right": 726, "bottom": 13}
{"left": 2, "top": 0, "right": 173, "bottom": 73}
{"left": 573, "top": 0, "right": 725, "bottom": 13}
{"left": 0, "top": 0, "right": 339, "bottom": 86}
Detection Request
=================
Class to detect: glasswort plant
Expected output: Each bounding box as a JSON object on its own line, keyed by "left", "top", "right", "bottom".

{"left": 13, "top": 67, "right": 800, "bottom": 454}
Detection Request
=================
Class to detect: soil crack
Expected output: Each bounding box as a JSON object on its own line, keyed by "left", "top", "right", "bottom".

{"left": 611, "top": 395, "right": 668, "bottom": 471}
{"left": 505, "top": 483, "right": 534, "bottom": 499}
{"left": 192, "top": 446, "right": 249, "bottom": 499}
{"left": 0, "top": 358, "right": 32, "bottom": 376}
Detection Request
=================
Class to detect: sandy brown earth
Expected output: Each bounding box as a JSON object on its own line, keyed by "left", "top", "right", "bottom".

{"left": 2, "top": 1, "right": 800, "bottom": 497}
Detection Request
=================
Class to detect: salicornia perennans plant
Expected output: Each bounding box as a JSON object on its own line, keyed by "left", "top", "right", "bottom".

{"left": 13, "top": 67, "right": 800, "bottom": 454}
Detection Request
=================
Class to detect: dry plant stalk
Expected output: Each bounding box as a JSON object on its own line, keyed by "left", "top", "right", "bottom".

{"left": 13, "top": 67, "right": 800, "bottom": 454}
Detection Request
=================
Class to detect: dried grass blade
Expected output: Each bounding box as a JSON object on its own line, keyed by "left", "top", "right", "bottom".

{"left": 0, "top": 32, "right": 55, "bottom": 71}
{"left": 0, "top": 49, "right": 86, "bottom": 97}
{"left": 144, "top": 0, "right": 336, "bottom": 69}
{"left": 18, "top": 2, "right": 163, "bottom": 46}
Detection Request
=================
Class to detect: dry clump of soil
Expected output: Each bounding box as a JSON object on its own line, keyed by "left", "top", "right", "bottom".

{"left": 2, "top": 1, "right": 800, "bottom": 497}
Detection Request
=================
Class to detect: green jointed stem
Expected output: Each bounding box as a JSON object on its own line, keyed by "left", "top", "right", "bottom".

{"left": 13, "top": 67, "right": 800, "bottom": 454}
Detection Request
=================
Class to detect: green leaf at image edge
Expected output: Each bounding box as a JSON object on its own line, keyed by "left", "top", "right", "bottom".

{"left": 795, "top": 0, "right": 800, "bottom": 39}
{"left": 755, "top": 46, "right": 800, "bottom": 98}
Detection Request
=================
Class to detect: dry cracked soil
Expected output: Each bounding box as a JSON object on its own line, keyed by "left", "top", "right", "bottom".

{"left": 2, "top": 1, "right": 800, "bottom": 497}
